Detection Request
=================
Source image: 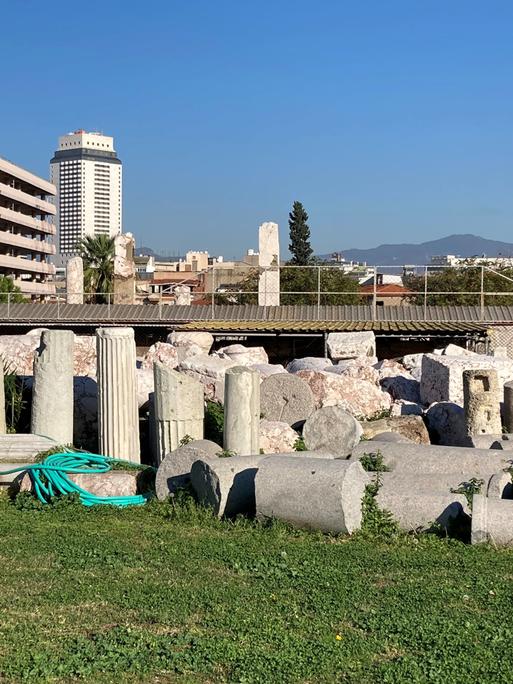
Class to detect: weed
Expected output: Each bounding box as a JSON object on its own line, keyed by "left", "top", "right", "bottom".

{"left": 293, "top": 436, "right": 307, "bottom": 451}
{"left": 358, "top": 471, "right": 399, "bottom": 540}
{"left": 359, "top": 450, "right": 390, "bottom": 472}
{"left": 178, "top": 434, "right": 193, "bottom": 446}
{"left": 451, "top": 478, "right": 485, "bottom": 508}
{"left": 217, "top": 449, "right": 237, "bottom": 458}
{"left": 204, "top": 400, "right": 223, "bottom": 444}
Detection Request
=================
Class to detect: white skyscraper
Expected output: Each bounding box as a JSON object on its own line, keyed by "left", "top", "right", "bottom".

{"left": 50, "top": 130, "right": 122, "bottom": 259}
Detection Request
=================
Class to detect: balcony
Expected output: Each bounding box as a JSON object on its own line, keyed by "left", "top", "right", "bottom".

{"left": 0, "top": 207, "right": 56, "bottom": 236}
{"left": 12, "top": 279, "right": 56, "bottom": 296}
{"left": 0, "top": 182, "right": 56, "bottom": 216}
{"left": 0, "top": 157, "right": 55, "bottom": 196}
{"left": 0, "top": 231, "right": 55, "bottom": 256}
{"left": 0, "top": 254, "right": 55, "bottom": 276}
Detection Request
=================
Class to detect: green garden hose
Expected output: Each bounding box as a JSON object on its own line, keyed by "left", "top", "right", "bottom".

{"left": 1, "top": 452, "right": 151, "bottom": 507}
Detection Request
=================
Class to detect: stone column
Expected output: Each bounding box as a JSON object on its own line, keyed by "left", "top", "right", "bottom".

{"left": 223, "top": 366, "right": 260, "bottom": 455}
{"left": 31, "top": 330, "right": 74, "bottom": 444}
{"left": 66, "top": 256, "right": 84, "bottom": 305}
{"left": 258, "top": 222, "right": 280, "bottom": 306}
{"left": 0, "top": 366, "right": 6, "bottom": 435}
{"left": 472, "top": 494, "right": 513, "bottom": 546}
{"left": 503, "top": 380, "right": 513, "bottom": 434}
{"left": 97, "top": 327, "right": 140, "bottom": 462}
{"left": 113, "top": 233, "right": 136, "bottom": 305}
{"left": 153, "top": 363, "right": 204, "bottom": 462}
{"left": 463, "top": 369, "right": 502, "bottom": 436}
{"left": 174, "top": 284, "right": 191, "bottom": 306}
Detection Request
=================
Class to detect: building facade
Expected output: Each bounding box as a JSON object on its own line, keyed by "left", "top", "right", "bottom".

{"left": 50, "top": 130, "right": 122, "bottom": 260}
{"left": 0, "top": 156, "right": 56, "bottom": 296}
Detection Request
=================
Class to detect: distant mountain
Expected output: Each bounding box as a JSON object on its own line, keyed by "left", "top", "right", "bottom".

{"left": 135, "top": 246, "right": 182, "bottom": 263}
{"left": 322, "top": 234, "right": 513, "bottom": 266}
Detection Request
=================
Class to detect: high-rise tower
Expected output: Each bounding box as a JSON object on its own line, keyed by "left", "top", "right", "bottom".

{"left": 50, "top": 130, "right": 122, "bottom": 259}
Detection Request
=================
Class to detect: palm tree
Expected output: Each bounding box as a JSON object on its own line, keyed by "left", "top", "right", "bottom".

{"left": 78, "top": 235, "right": 115, "bottom": 302}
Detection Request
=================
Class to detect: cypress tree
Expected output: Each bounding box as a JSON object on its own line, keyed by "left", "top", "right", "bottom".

{"left": 288, "top": 201, "right": 314, "bottom": 265}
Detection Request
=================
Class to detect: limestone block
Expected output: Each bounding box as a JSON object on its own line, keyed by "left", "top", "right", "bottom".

{"left": 371, "top": 432, "right": 412, "bottom": 443}
{"left": 390, "top": 401, "right": 424, "bottom": 417}
{"left": 296, "top": 370, "right": 391, "bottom": 420}
{"left": 249, "top": 363, "right": 287, "bottom": 380}
{"left": 178, "top": 354, "right": 238, "bottom": 403}
{"left": 303, "top": 406, "right": 362, "bottom": 457}
{"left": 224, "top": 367, "right": 260, "bottom": 455}
{"left": 31, "top": 330, "right": 75, "bottom": 445}
{"left": 424, "top": 402, "right": 469, "bottom": 446}
{"left": 174, "top": 285, "right": 191, "bottom": 306}
{"left": 256, "top": 456, "right": 369, "bottom": 534}
{"left": 380, "top": 374, "right": 420, "bottom": 403}
{"left": 259, "top": 420, "right": 299, "bottom": 454}
{"left": 360, "top": 415, "right": 429, "bottom": 444}
{"left": 420, "top": 353, "right": 513, "bottom": 406}
{"left": 66, "top": 256, "right": 84, "bottom": 305}
{"left": 214, "top": 344, "right": 269, "bottom": 366}
{"left": 0, "top": 434, "right": 59, "bottom": 485}
{"left": 155, "top": 439, "right": 220, "bottom": 500}
{"left": 326, "top": 331, "right": 376, "bottom": 361}
{"left": 325, "top": 361, "right": 380, "bottom": 386}
{"left": 167, "top": 331, "right": 214, "bottom": 354}
{"left": 471, "top": 495, "right": 513, "bottom": 546}
{"left": 286, "top": 357, "right": 333, "bottom": 373}
{"left": 0, "top": 333, "right": 96, "bottom": 377}
{"left": 401, "top": 353, "right": 424, "bottom": 381}
{"left": 140, "top": 342, "right": 179, "bottom": 370}
{"left": 463, "top": 369, "right": 502, "bottom": 436}
{"left": 20, "top": 470, "right": 138, "bottom": 497}
{"left": 260, "top": 373, "right": 315, "bottom": 426}
{"left": 113, "top": 233, "right": 136, "bottom": 305}
{"left": 153, "top": 364, "right": 204, "bottom": 462}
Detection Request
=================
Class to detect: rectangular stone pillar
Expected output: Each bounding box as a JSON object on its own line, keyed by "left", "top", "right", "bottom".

{"left": 258, "top": 222, "right": 280, "bottom": 306}
{"left": 153, "top": 363, "right": 204, "bottom": 463}
{"left": 97, "top": 327, "right": 140, "bottom": 462}
{"left": 223, "top": 366, "right": 260, "bottom": 455}
{"left": 31, "top": 330, "right": 74, "bottom": 444}
{"left": 463, "top": 369, "right": 502, "bottom": 436}
{"left": 113, "top": 233, "right": 136, "bottom": 305}
{"left": 66, "top": 256, "right": 84, "bottom": 305}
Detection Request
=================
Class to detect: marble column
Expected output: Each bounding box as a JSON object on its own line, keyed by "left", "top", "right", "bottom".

{"left": 97, "top": 327, "right": 140, "bottom": 461}
{"left": 66, "top": 257, "right": 84, "bottom": 305}
{"left": 31, "top": 330, "right": 74, "bottom": 444}
{"left": 223, "top": 366, "right": 260, "bottom": 455}
{"left": 153, "top": 362, "right": 204, "bottom": 463}
{"left": 258, "top": 222, "right": 280, "bottom": 306}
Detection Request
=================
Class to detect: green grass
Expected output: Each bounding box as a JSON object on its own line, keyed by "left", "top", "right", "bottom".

{"left": 0, "top": 494, "right": 512, "bottom": 683}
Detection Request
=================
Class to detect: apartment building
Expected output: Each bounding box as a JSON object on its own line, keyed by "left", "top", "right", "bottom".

{"left": 0, "top": 156, "right": 56, "bottom": 296}
{"left": 50, "top": 130, "right": 122, "bottom": 261}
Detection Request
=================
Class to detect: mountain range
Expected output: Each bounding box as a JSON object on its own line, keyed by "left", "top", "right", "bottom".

{"left": 325, "top": 234, "right": 513, "bottom": 266}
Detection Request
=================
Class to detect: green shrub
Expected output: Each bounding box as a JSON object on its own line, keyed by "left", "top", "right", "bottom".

{"left": 204, "top": 400, "right": 224, "bottom": 444}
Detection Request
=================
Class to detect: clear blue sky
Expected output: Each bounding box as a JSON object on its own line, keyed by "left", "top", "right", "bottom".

{"left": 2, "top": 0, "right": 512, "bottom": 258}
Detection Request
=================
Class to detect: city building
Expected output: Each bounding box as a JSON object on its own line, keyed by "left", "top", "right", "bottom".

{"left": 50, "top": 130, "right": 122, "bottom": 261}
{"left": 0, "top": 156, "right": 56, "bottom": 296}
{"left": 430, "top": 254, "right": 513, "bottom": 268}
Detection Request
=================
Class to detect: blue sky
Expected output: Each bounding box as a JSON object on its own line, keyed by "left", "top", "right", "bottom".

{"left": 2, "top": 1, "right": 512, "bottom": 258}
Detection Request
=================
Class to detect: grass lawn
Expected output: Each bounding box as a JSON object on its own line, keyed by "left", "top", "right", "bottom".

{"left": 0, "top": 494, "right": 512, "bottom": 683}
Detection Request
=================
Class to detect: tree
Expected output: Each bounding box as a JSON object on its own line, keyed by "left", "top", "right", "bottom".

{"left": 403, "top": 266, "right": 513, "bottom": 306}
{"left": 0, "top": 276, "right": 24, "bottom": 304}
{"left": 288, "top": 201, "right": 313, "bottom": 266}
{"left": 281, "top": 265, "right": 359, "bottom": 305}
{"left": 78, "top": 235, "right": 115, "bottom": 301}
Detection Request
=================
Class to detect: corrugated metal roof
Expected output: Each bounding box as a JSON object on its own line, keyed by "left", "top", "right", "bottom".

{"left": 0, "top": 303, "right": 510, "bottom": 326}
{"left": 174, "top": 320, "right": 487, "bottom": 333}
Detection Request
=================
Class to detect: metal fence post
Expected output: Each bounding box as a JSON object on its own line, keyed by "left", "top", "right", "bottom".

{"left": 7, "top": 292, "right": 10, "bottom": 318}
{"left": 480, "top": 265, "right": 485, "bottom": 320}
{"left": 108, "top": 293, "right": 111, "bottom": 319}
{"left": 372, "top": 268, "right": 377, "bottom": 321}
{"left": 211, "top": 267, "right": 216, "bottom": 320}
{"left": 423, "top": 266, "right": 428, "bottom": 321}
{"left": 317, "top": 265, "right": 321, "bottom": 319}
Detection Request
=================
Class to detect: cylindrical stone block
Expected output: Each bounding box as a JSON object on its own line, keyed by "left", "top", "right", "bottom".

{"left": 97, "top": 327, "right": 140, "bottom": 462}
{"left": 376, "top": 490, "right": 470, "bottom": 532}
{"left": 255, "top": 456, "right": 369, "bottom": 534}
{"left": 153, "top": 363, "right": 204, "bottom": 463}
{"left": 350, "top": 442, "right": 512, "bottom": 477}
{"left": 472, "top": 494, "right": 513, "bottom": 546}
{"left": 31, "top": 330, "right": 74, "bottom": 444}
{"left": 191, "top": 451, "right": 337, "bottom": 518}
{"left": 66, "top": 256, "right": 84, "bottom": 305}
{"left": 379, "top": 471, "right": 506, "bottom": 498}
{"left": 155, "top": 439, "right": 220, "bottom": 500}
{"left": 503, "top": 380, "right": 513, "bottom": 434}
{"left": 463, "top": 369, "right": 502, "bottom": 436}
{"left": 223, "top": 366, "right": 260, "bottom": 455}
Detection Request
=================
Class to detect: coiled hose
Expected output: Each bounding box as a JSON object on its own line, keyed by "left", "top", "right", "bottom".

{"left": 2, "top": 451, "right": 151, "bottom": 506}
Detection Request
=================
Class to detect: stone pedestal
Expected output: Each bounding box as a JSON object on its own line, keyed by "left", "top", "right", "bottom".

{"left": 113, "top": 233, "right": 136, "bottom": 305}
{"left": 97, "top": 327, "right": 140, "bottom": 462}
{"left": 66, "top": 257, "right": 84, "bottom": 304}
{"left": 223, "top": 367, "right": 260, "bottom": 455}
{"left": 153, "top": 363, "right": 204, "bottom": 462}
{"left": 31, "top": 330, "right": 74, "bottom": 444}
{"left": 258, "top": 222, "right": 280, "bottom": 306}
{"left": 503, "top": 380, "right": 513, "bottom": 433}
{"left": 463, "top": 369, "right": 502, "bottom": 436}
{"left": 472, "top": 494, "right": 513, "bottom": 545}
